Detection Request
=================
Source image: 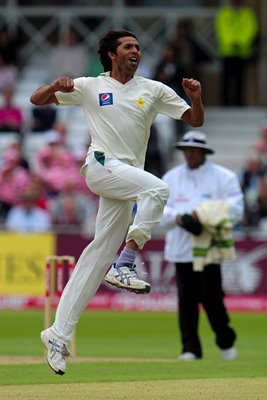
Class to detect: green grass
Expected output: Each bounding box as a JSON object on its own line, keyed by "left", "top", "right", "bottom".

{"left": 0, "top": 310, "right": 266, "bottom": 386}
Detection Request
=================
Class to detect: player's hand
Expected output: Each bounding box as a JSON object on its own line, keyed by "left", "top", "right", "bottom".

{"left": 182, "top": 78, "right": 201, "bottom": 101}
{"left": 52, "top": 76, "right": 74, "bottom": 93}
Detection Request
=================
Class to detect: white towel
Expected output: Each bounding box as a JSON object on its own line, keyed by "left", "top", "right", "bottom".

{"left": 191, "top": 200, "right": 236, "bottom": 271}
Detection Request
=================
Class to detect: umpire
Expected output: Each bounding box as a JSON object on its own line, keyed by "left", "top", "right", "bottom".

{"left": 161, "top": 131, "right": 244, "bottom": 361}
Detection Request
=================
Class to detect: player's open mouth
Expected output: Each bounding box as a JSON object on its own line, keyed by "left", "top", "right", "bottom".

{"left": 129, "top": 56, "right": 138, "bottom": 64}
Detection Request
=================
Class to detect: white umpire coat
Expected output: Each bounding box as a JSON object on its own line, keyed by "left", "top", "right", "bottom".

{"left": 160, "top": 160, "right": 244, "bottom": 263}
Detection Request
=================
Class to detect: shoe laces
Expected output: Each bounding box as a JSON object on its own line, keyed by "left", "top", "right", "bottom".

{"left": 116, "top": 264, "right": 137, "bottom": 279}
{"left": 116, "top": 263, "right": 148, "bottom": 280}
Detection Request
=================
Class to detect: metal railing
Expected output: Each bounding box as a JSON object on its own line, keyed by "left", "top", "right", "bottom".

{"left": 1, "top": 2, "right": 266, "bottom": 105}
{"left": 0, "top": 4, "right": 218, "bottom": 67}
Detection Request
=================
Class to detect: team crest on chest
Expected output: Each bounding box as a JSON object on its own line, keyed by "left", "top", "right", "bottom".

{"left": 99, "top": 93, "right": 113, "bottom": 106}
{"left": 136, "top": 97, "right": 145, "bottom": 107}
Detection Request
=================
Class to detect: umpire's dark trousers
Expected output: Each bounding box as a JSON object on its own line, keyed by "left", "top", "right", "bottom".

{"left": 175, "top": 262, "right": 236, "bottom": 358}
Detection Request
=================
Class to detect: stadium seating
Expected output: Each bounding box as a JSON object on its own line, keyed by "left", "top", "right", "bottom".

{"left": 3, "top": 53, "right": 266, "bottom": 175}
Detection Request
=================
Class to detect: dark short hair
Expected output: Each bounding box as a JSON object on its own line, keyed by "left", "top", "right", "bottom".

{"left": 98, "top": 30, "right": 138, "bottom": 72}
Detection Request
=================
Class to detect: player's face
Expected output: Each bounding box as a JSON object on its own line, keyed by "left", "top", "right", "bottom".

{"left": 110, "top": 36, "right": 141, "bottom": 75}
{"left": 183, "top": 147, "right": 206, "bottom": 169}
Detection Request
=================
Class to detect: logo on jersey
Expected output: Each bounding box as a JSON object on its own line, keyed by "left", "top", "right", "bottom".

{"left": 136, "top": 97, "right": 145, "bottom": 107}
{"left": 99, "top": 93, "right": 113, "bottom": 106}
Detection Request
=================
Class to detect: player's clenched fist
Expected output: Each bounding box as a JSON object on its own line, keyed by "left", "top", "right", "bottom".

{"left": 52, "top": 76, "right": 74, "bottom": 93}
{"left": 182, "top": 78, "right": 201, "bottom": 91}
{"left": 182, "top": 78, "right": 202, "bottom": 101}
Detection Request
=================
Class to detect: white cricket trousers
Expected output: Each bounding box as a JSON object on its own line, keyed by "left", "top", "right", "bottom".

{"left": 53, "top": 151, "right": 169, "bottom": 341}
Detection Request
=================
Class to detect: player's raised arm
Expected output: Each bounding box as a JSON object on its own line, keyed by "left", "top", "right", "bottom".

{"left": 181, "top": 78, "right": 204, "bottom": 127}
{"left": 30, "top": 76, "right": 74, "bottom": 106}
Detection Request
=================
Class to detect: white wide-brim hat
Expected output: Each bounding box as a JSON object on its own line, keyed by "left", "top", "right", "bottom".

{"left": 174, "top": 130, "right": 215, "bottom": 154}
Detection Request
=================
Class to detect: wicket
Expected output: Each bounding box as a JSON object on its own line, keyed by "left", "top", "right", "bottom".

{"left": 44, "top": 255, "right": 76, "bottom": 355}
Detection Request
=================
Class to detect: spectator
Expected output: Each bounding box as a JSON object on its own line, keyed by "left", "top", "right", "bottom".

{"left": 153, "top": 43, "right": 186, "bottom": 169}
{"left": 153, "top": 19, "right": 213, "bottom": 163}
{"left": 0, "top": 147, "right": 32, "bottom": 220}
{"left": 215, "top": 0, "right": 259, "bottom": 106}
{"left": 31, "top": 104, "right": 57, "bottom": 133}
{"left": 257, "top": 178, "right": 267, "bottom": 231}
{"left": 144, "top": 124, "right": 165, "bottom": 177}
{"left": 0, "top": 57, "right": 17, "bottom": 92}
{"left": 154, "top": 19, "right": 213, "bottom": 100}
{"left": 169, "top": 19, "right": 213, "bottom": 99}
{"left": 0, "top": 27, "right": 19, "bottom": 92}
{"left": 49, "top": 27, "right": 89, "bottom": 79}
{"left": 253, "top": 121, "right": 267, "bottom": 168}
{"left": 49, "top": 179, "right": 97, "bottom": 234}
{"left": 33, "top": 129, "right": 78, "bottom": 196}
{"left": 153, "top": 112, "right": 179, "bottom": 173}
{"left": 52, "top": 121, "right": 69, "bottom": 147}
{"left": 238, "top": 121, "right": 267, "bottom": 227}
{"left": 5, "top": 190, "right": 52, "bottom": 232}
{"left": 153, "top": 43, "right": 182, "bottom": 95}
{"left": 4, "top": 136, "right": 30, "bottom": 170}
{"left": 160, "top": 130, "right": 244, "bottom": 361}
{"left": 29, "top": 174, "right": 50, "bottom": 211}
{"left": 239, "top": 155, "right": 267, "bottom": 227}
{"left": 0, "top": 27, "right": 20, "bottom": 68}
{"left": 0, "top": 86, "right": 24, "bottom": 134}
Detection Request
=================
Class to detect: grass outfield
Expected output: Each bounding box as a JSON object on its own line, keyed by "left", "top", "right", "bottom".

{"left": 0, "top": 310, "right": 266, "bottom": 399}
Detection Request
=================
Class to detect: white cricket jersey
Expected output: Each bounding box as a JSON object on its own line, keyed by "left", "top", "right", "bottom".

{"left": 55, "top": 72, "right": 190, "bottom": 169}
{"left": 160, "top": 161, "right": 244, "bottom": 262}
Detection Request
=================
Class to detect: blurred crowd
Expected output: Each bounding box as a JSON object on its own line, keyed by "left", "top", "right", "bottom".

{"left": 0, "top": 25, "right": 100, "bottom": 234}
{"left": 239, "top": 121, "right": 267, "bottom": 231}
{"left": 0, "top": 129, "right": 99, "bottom": 234}
{"left": 0, "top": 0, "right": 265, "bottom": 233}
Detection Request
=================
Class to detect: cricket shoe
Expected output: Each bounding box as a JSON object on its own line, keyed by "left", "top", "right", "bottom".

{"left": 178, "top": 352, "right": 198, "bottom": 361}
{"left": 41, "top": 328, "right": 70, "bottom": 375}
{"left": 221, "top": 346, "right": 237, "bottom": 361}
{"left": 104, "top": 263, "right": 151, "bottom": 294}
